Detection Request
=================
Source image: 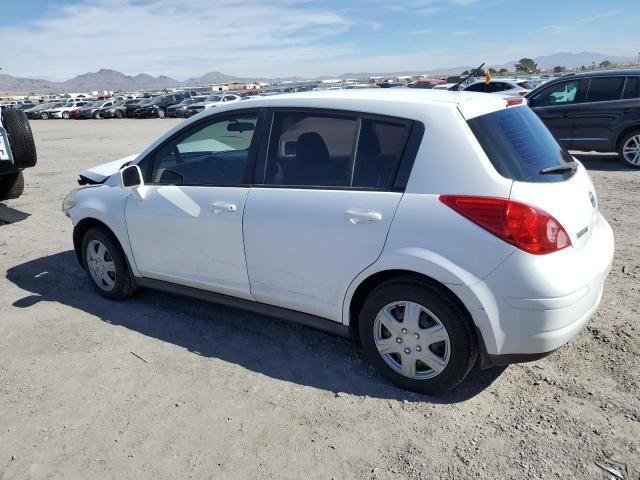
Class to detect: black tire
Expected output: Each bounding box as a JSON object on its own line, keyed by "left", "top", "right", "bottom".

{"left": 157, "top": 108, "right": 165, "bottom": 118}
{"left": 115, "top": 110, "right": 123, "bottom": 119}
{"left": 0, "top": 171, "right": 25, "bottom": 201}
{"left": 618, "top": 129, "right": 640, "bottom": 169}
{"left": 1, "top": 108, "right": 37, "bottom": 168}
{"left": 81, "top": 226, "right": 137, "bottom": 300}
{"left": 62, "top": 111, "right": 70, "bottom": 119}
{"left": 358, "top": 276, "right": 477, "bottom": 395}
{"left": 93, "top": 111, "right": 101, "bottom": 119}
{"left": 40, "top": 112, "right": 49, "bottom": 120}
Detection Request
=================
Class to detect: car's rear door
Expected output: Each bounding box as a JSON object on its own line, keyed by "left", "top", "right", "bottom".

{"left": 125, "top": 109, "right": 263, "bottom": 299}
{"left": 568, "top": 76, "right": 626, "bottom": 152}
{"left": 243, "top": 109, "right": 420, "bottom": 321}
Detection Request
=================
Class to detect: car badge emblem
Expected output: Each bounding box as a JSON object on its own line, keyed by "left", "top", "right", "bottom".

{"left": 589, "top": 191, "right": 596, "bottom": 208}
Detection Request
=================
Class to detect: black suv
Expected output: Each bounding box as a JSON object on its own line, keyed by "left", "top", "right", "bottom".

{"left": 526, "top": 69, "right": 640, "bottom": 168}
{"left": 135, "top": 94, "right": 185, "bottom": 118}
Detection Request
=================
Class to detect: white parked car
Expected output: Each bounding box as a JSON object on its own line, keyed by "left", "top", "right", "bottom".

{"left": 42, "top": 101, "right": 89, "bottom": 119}
{"left": 461, "top": 79, "right": 534, "bottom": 96}
{"left": 63, "top": 89, "right": 614, "bottom": 394}
{"left": 186, "top": 93, "right": 241, "bottom": 116}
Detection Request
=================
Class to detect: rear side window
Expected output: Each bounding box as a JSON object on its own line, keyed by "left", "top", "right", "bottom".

{"left": 353, "top": 119, "right": 410, "bottom": 188}
{"left": 266, "top": 112, "right": 357, "bottom": 187}
{"left": 468, "top": 107, "right": 574, "bottom": 183}
{"left": 585, "top": 77, "right": 625, "bottom": 102}
{"left": 264, "top": 112, "right": 412, "bottom": 189}
{"left": 623, "top": 77, "right": 640, "bottom": 99}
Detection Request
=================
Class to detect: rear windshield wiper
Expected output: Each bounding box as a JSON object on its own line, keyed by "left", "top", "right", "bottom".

{"left": 539, "top": 161, "right": 578, "bottom": 175}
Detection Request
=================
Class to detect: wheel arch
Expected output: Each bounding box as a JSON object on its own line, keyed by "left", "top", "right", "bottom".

{"left": 73, "top": 218, "right": 114, "bottom": 267}
{"left": 346, "top": 268, "right": 474, "bottom": 343}
{"left": 615, "top": 125, "right": 640, "bottom": 150}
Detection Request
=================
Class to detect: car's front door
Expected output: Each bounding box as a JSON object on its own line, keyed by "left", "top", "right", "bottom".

{"left": 125, "top": 110, "right": 261, "bottom": 299}
{"left": 528, "top": 79, "right": 586, "bottom": 149}
{"left": 243, "top": 110, "right": 417, "bottom": 322}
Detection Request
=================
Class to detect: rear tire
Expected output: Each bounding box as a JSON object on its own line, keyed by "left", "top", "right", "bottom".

{"left": 40, "top": 112, "right": 49, "bottom": 120}
{"left": 1, "top": 108, "right": 37, "bottom": 168}
{"left": 0, "top": 171, "right": 25, "bottom": 200}
{"left": 157, "top": 108, "right": 165, "bottom": 118}
{"left": 115, "top": 110, "right": 123, "bottom": 119}
{"left": 81, "top": 226, "right": 137, "bottom": 300}
{"left": 618, "top": 130, "right": 640, "bottom": 169}
{"left": 62, "top": 111, "right": 70, "bottom": 119}
{"left": 93, "top": 111, "right": 101, "bottom": 119}
{"left": 358, "top": 276, "right": 477, "bottom": 395}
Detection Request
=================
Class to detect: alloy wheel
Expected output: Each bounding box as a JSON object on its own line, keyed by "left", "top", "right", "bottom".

{"left": 622, "top": 134, "right": 640, "bottom": 166}
{"left": 373, "top": 301, "right": 451, "bottom": 380}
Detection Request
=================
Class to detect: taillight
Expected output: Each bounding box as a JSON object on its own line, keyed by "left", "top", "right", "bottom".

{"left": 506, "top": 97, "right": 524, "bottom": 106}
{"left": 439, "top": 196, "right": 571, "bottom": 255}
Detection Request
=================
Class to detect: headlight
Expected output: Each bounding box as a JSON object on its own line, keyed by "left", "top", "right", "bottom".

{"left": 62, "top": 189, "right": 78, "bottom": 216}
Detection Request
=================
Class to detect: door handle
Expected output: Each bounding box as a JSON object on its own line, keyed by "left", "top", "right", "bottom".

{"left": 211, "top": 201, "right": 237, "bottom": 214}
{"left": 345, "top": 208, "right": 382, "bottom": 224}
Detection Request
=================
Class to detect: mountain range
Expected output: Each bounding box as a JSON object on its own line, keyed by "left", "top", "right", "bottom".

{"left": 1, "top": 51, "right": 637, "bottom": 93}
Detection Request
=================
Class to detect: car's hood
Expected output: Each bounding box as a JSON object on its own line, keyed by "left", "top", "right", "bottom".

{"left": 79, "top": 153, "right": 140, "bottom": 183}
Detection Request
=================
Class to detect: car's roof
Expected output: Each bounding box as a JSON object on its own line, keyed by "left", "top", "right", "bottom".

{"left": 562, "top": 68, "right": 640, "bottom": 78}
{"left": 241, "top": 88, "right": 505, "bottom": 107}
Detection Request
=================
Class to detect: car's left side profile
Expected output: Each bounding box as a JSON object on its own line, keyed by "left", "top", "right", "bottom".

{"left": 64, "top": 90, "right": 613, "bottom": 395}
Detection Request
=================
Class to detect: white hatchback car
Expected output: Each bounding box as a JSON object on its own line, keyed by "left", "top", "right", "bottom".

{"left": 63, "top": 89, "right": 614, "bottom": 394}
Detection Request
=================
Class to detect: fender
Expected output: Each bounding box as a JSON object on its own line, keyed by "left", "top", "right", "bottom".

{"left": 341, "top": 247, "right": 509, "bottom": 355}
{"left": 70, "top": 178, "right": 141, "bottom": 277}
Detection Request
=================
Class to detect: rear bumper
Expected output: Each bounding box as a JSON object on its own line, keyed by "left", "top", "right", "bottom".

{"left": 452, "top": 212, "right": 614, "bottom": 359}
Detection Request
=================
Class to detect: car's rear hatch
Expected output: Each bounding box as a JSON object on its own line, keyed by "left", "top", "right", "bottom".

{"left": 467, "top": 105, "right": 599, "bottom": 251}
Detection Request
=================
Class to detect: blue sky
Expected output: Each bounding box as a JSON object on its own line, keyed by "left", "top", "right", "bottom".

{"left": 0, "top": 0, "right": 638, "bottom": 80}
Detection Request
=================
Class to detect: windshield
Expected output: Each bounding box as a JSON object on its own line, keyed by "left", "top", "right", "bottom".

{"left": 467, "top": 106, "right": 574, "bottom": 183}
{"left": 205, "top": 94, "right": 223, "bottom": 102}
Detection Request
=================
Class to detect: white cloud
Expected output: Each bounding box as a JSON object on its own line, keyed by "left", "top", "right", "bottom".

{"left": 0, "top": 0, "right": 358, "bottom": 79}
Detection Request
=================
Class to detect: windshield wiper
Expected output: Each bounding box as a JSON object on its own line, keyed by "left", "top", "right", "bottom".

{"left": 539, "top": 161, "right": 578, "bottom": 175}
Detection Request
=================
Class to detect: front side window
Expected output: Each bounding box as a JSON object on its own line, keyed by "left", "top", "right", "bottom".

{"left": 150, "top": 113, "right": 258, "bottom": 186}
{"left": 585, "top": 77, "right": 625, "bottom": 102}
{"left": 529, "top": 80, "right": 582, "bottom": 107}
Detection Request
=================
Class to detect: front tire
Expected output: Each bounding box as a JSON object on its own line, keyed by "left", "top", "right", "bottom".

{"left": 115, "top": 110, "right": 123, "bottom": 119}
{"left": 81, "top": 226, "right": 137, "bottom": 300}
{"left": 359, "top": 277, "right": 477, "bottom": 395}
{"left": 40, "top": 112, "right": 49, "bottom": 120}
{"left": 93, "top": 111, "right": 101, "bottom": 119}
{"left": 619, "top": 130, "right": 640, "bottom": 169}
{"left": 156, "top": 108, "right": 165, "bottom": 118}
{"left": 62, "top": 111, "right": 70, "bottom": 119}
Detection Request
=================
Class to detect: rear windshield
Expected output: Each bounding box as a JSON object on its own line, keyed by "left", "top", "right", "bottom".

{"left": 467, "top": 106, "right": 574, "bottom": 183}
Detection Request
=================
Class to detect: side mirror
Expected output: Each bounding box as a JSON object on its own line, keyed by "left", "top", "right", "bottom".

{"left": 120, "top": 164, "right": 143, "bottom": 188}
{"left": 120, "top": 165, "right": 147, "bottom": 200}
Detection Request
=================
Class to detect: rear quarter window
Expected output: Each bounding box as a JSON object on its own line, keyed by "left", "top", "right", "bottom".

{"left": 467, "top": 106, "right": 574, "bottom": 183}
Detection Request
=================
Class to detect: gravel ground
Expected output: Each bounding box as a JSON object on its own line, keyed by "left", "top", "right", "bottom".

{"left": 0, "top": 119, "right": 638, "bottom": 480}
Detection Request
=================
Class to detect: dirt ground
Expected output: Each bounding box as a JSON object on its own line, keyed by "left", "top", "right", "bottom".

{"left": 0, "top": 119, "right": 638, "bottom": 480}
